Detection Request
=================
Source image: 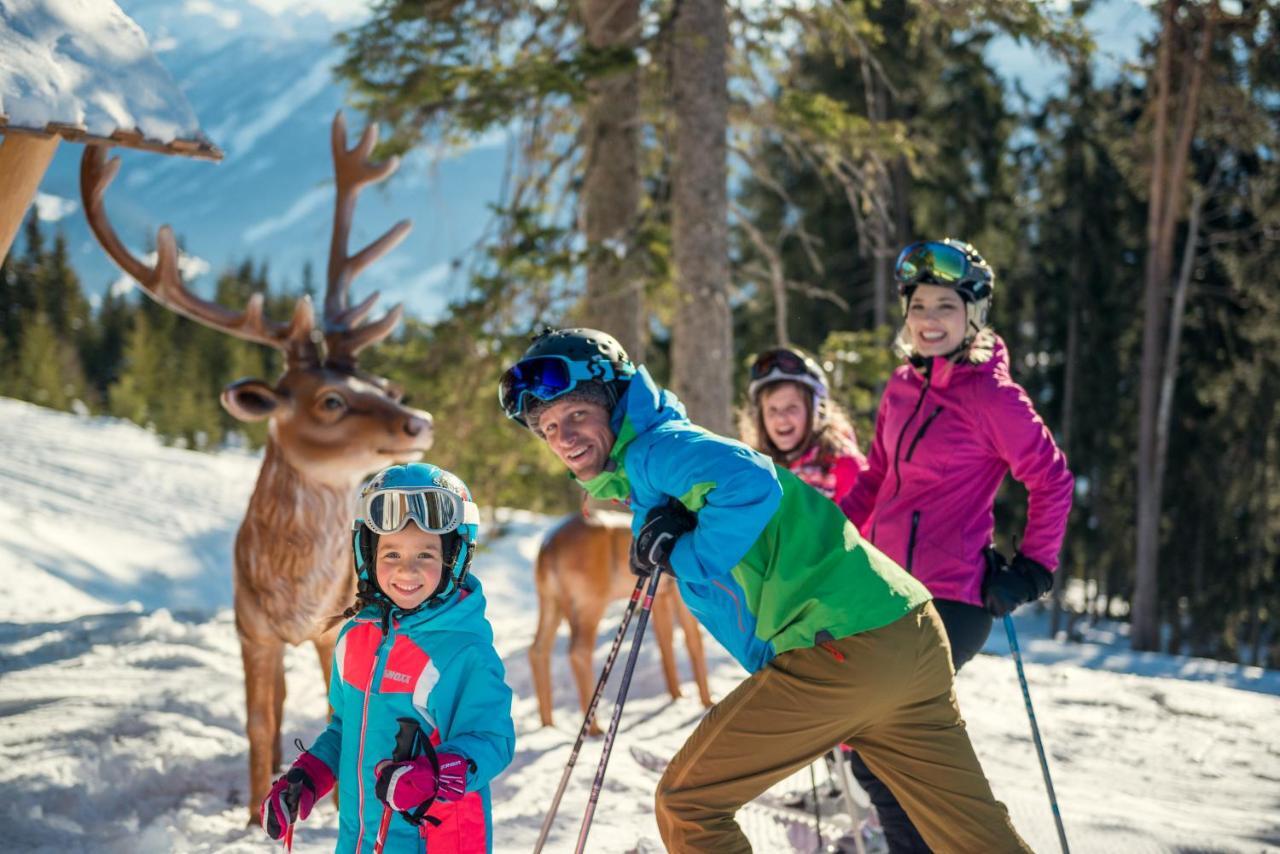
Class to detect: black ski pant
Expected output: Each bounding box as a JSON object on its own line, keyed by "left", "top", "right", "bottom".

{"left": 848, "top": 598, "right": 993, "bottom": 854}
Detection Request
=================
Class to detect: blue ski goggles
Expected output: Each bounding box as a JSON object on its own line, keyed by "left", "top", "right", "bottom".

{"left": 359, "top": 486, "right": 480, "bottom": 537}
{"left": 895, "top": 241, "right": 980, "bottom": 293}
{"left": 498, "top": 355, "right": 632, "bottom": 421}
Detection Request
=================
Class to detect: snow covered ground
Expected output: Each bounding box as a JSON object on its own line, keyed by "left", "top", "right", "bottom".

{"left": 1, "top": 396, "right": 1278, "bottom": 853}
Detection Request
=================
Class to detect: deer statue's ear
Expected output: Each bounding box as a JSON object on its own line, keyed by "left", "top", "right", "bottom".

{"left": 222, "top": 379, "right": 286, "bottom": 422}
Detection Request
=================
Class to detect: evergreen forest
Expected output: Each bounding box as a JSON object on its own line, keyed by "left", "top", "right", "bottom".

{"left": 2, "top": 0, "right": 1276, "bottom": 667}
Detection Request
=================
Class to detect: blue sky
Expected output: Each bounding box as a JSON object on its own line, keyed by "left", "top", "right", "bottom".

{"left": 27, "top": 0, "right": 1157, "bottom": 324}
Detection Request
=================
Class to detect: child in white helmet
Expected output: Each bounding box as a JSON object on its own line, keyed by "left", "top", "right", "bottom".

{"left": 739, "top": 345, "right": 866, "bottom": 503}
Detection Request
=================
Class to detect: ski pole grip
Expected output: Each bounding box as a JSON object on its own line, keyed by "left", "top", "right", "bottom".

{"left": 392, "top": 717, "right": 421, "bottom": 763}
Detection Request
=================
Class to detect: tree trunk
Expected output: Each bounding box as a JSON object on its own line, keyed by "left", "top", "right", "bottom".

{"left": 1154, "top": 182, "right": 1207, "bottom": 502}
{"left": 1134, "top": 1, "right": 1213, "bottom": 651}
{"left": 1052, "top": 284, "right": 1079, "bottom": 638}
{"left": 670, "top": 0, "right": 732, "bottom": 434}
{"left": 859, "top": 56, "right": 895, "bottom": 330}
{"left": 580, "top": 0, "right": 645, "bottom": 362}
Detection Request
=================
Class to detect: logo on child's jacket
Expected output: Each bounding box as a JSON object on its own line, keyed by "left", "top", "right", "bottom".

{"left": 385, "top": 670, "right": 412, "bottom": 684}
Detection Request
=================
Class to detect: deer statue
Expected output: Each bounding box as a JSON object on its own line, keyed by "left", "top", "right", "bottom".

{"left": 80, "top": 113, "right": 432, "bottom": 821}
{"left": 530, "top": 509, "right": 713, "bottom": 736}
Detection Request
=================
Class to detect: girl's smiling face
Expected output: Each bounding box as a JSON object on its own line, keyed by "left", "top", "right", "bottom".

{"left": 760, "top": 381, "right": 811, "bottom": 454}
{"left": 905, "top": 283, "right": 968, "bottom": 356}
{"left": 375, "top": 524, "right": 444, "bottom": 610}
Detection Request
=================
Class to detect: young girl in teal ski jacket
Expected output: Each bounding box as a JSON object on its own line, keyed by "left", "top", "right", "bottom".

{"left": 260, "top": 464, "right": 515, "bottom": 853}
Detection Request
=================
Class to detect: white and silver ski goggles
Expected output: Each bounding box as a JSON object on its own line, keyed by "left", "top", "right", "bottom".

{"left": 359, "top": 487, "right": 480, "bottom": 537}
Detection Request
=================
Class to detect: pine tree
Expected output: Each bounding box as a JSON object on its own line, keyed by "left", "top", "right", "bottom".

{"left": 9, "top": 312, "right": 80, "bottom": 410}
{"left": 109, "top": 309, "right": 164, "bottom": 428}
{"left": 84, "top": 287, "right": 134, "bottom": 399}
{"left": 1, "top": 213, "right": 42, "bottom": 356}
{"left": 40, "top": 231, "right": 89, "bottom": 342}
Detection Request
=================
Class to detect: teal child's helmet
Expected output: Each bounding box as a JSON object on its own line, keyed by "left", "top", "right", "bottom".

{"left": 352, "top": 463, "right": 480, "bottom": 610}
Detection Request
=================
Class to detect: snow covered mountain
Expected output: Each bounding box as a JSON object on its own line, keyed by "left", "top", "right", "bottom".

{"left": 32, "top": 0, "right": 506, "bottom": 321}
{"left": 1, "top": 395, "right": 1278, "bottom": 852}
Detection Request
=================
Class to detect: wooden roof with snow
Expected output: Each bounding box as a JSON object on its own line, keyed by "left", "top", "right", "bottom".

{"left": 0, "top": 0, "right": 222, "bottom": 161}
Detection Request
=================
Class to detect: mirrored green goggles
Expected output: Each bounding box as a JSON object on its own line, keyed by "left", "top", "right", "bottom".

{"left": 894, "top": 241, "right": 974, "bottom": 290}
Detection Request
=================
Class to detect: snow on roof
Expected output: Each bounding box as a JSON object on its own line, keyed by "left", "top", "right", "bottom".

{"left": 0, "top": 0, "right": 221, "bottom": 160}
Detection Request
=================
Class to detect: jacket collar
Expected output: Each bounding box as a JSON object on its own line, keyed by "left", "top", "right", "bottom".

{"left": 907, "top": 330, "right": 1005, "bottom": 390}
{"left": 577, "top": 366, "right": 687, "bottom": 501}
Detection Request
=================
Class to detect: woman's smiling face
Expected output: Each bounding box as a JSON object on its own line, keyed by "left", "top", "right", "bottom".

{"left": 905, "top": 284, "right": 968, "bottom": 356}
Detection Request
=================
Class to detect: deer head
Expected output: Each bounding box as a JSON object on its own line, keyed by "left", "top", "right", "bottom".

{"left": 80, "top": 112, "right": 432, "bottom": 485}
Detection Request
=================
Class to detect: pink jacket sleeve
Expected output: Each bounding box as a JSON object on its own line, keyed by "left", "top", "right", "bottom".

{"left": 979, "top": 378, "right": 1074, "bottom": 571}
{"left": 830, "top": 450, "right": 867, "bottom": 505}
{"left": 839, "top": 399, "right": 887, "bottom": 530}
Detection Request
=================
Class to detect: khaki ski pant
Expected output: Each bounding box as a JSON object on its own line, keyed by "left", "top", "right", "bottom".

{"left": 655, "top": 602, "right": 1030, "bottom": 853}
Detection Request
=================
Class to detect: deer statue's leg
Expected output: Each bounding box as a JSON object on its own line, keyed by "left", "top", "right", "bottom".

{"left": 652, "top": 583, "right": 683, "bottom": 701}
{"left": 529, "top": 589, "right": 564, "bottom": 729}
{"left": 271, "top": 652, "right": 286, "bottom": 771}
{"left": 242, "top": 635, "right": 285, "bottom": 825}
{"left": 568, "top": 600, "right": 607, "bottom": 737}
{"left": 675, "top": 594, "right": 713, "bottom": 707}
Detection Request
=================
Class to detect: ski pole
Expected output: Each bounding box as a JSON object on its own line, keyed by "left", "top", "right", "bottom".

{"left": 1004, "top": 615, "right": 1069, "bottom": 854}
{"left": 833, "top": 747, "right": 868, "bottom": 854}
{"left": 574, "top": 566, "right": 665, "bottom": 854}
{"left": 533, "top": 575, "right": 648, "bottom": 854}
{"left": 808, "top": 763, "right": 823, "bottom": 850}
{"left": 374, "top": 717, "right": 426, "bottom": 854}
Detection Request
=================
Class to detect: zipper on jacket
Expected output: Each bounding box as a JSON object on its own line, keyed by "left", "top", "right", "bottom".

{"left": 904, "top": 406, "right": 943, "bottom": 463}
{"left": 890, "top": 371, "right": 932, "bottom": 500}
{"left": 906, "top": 511, "right": 921, "bottom": 574}
{"left": 355, "top": 618, "right": 397, "bottom": 854}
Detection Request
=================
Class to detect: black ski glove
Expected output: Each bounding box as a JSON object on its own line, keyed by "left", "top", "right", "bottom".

{"left": 982, "top": 549, "right": 1054, "bottom": 617}
{"left": 631, "top": 500, "right": 697, "bottom": 577}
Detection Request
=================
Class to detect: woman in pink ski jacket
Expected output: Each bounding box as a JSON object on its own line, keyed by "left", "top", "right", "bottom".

{"left": 838, "top": 238, "right": 1073, "bottom": 853}
{"left": 738, "top": 345, "right": 866, "bottom": 503}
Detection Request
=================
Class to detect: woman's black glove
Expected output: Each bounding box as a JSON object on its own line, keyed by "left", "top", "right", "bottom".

{"left": 631, "top": 500, "right": 697, "bottom": 577}
{"left": 982, "top": 549, "right": 1053, "bottom": 617}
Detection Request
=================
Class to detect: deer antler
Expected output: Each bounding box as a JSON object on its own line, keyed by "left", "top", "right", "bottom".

{"left": 324, "top": 112, "right": 413, "bottom": 369}
{"left": 80, "top": 144, "right": 319, "bottom": 365}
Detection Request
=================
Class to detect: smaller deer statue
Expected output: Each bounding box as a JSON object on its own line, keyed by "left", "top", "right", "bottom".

{"left": 81, "top": 113, "right": 432, "bottom": 821}
{"left": 530, "top": 510, "right": 713, "bottom": 735}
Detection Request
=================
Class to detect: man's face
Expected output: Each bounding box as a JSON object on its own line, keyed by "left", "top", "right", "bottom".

{"left": 535, "top": 398, "right": 616, "bottom": 480}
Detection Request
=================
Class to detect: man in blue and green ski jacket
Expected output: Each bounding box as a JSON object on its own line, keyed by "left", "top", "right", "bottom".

{"left": 500, "top": 328, "right": 1031, "bottom": 853}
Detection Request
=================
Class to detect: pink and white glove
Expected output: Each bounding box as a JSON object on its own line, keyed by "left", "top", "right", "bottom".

{"left": 374, "top": 751, "right": 471, "bottom": 812}
{"left": 260, "top": 752, "right": 336, "bottom": 841}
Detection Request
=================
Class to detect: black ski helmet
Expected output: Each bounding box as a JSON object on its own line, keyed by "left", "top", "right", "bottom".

{"left": 500, "top": 327, "right": 636, "bottom": 427}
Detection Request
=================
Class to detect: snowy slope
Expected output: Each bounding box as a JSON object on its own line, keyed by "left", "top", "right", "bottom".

{"left": 0, "top": 396, "right": 1278, "bottom": 853}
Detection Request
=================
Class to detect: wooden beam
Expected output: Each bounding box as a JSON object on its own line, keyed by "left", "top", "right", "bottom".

{"left": 0, "top": 133, "right": 60, "bottom": 262}
{"left": 0, "top": 121, "right": 222, "bottom": 162}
